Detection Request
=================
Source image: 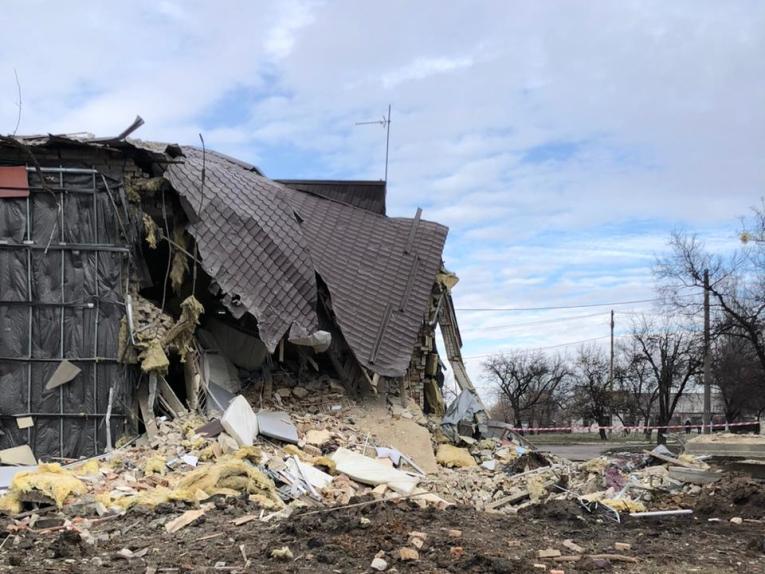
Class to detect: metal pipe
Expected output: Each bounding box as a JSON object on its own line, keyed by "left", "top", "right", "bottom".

{"left": 3, "top": 413, "right": 128, "bottom": 419}
{"left": 99, "top": 174, "right": 128, "bottom": 242}
{"left": 0, "top": 356, "right": 120, "bottom": 363}
{"left": 0, "top": 300, "right": 120, "bottom": 308}
{"left": 0, "top": 242, "right": 129, "bottom": 253}
{"left": 21, "top": 186, "right": 98, "bottom": 194}
{"left": 105, "top": 386, "right": 114, "bottom": 451}
{"left": 92, "top": 168, "right": 99, "bottom": 456}
{"left": 25, "top": 191, "right": 32, "bottom": 446}
{"left": 629, "top": 509, "right": 693, "bottom": 517}
{"left": 59, "top": 168, "right": 65, "bottom": 457}
{"left": 26, "top": 166, "right": 99, "bottom": 174}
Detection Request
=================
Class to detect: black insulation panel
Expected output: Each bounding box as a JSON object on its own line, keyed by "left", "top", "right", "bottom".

{"left": 0, "top": 165, "right": 134, "bottom": 458}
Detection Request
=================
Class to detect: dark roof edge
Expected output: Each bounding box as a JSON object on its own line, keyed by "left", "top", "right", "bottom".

{"left": 276, "top": 179, "right": 386, "bottom": 186}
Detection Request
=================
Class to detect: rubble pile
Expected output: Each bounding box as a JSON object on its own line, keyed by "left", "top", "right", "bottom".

{"left": 0, "top": 385, "right": 763, "bottom": 566}
{"left": 250, "top": 374, "right": 350, "bottom": 415}
{"left": 423, "top": 432, "right": 765, "bottom": 522}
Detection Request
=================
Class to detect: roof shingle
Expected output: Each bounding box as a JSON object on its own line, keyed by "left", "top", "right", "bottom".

{"left": 165, "top": 147, "right": 447, "bottom": 376}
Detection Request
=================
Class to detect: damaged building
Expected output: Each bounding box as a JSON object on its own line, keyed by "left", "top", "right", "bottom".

{"left": 0, "top": 122, "right": 481, "bottom": 460}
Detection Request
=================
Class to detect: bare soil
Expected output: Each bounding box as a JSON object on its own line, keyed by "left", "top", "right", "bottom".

{"left": 1, "top": 493, "right": 763, "bottom": 573}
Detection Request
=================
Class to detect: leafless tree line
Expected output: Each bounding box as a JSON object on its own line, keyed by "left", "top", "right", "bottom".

{"left": 483, "top": 204, "right": 765, "bottom": 443}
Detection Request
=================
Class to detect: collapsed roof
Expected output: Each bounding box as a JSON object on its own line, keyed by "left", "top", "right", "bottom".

{"left": 0, "top": 130, "right": 449, "bottom": 379}
{"left": 166, "top": 147, "right": 448, "bottom": 377}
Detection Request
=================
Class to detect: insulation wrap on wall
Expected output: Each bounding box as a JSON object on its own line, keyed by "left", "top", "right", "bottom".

{"left": 0, "top": 163, "right": 134, "bottom": 458}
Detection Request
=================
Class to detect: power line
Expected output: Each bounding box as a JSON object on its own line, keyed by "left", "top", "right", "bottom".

{"left": 465, "top": 307, "right": 702, "bottom": 333}
{"left": 475, "top": 311, "right": 610, "bottom": 331}
{"left": 461, "top": 324, "right": 704, "bottom": 360}
{"left": 462, "top": 335, "right": 614, "bottom": 359}
{"left": 456, "top": 292, "right": 698, "bottom": 312}
{"left": 457, "top": 298, "right": 659, "bottom": 312}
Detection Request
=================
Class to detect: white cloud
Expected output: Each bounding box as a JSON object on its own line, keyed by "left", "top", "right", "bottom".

{"left": 0, "top": 1, "right": 761, "bottom": 387}
{"left": 264, "top": 0, "right": 317, "bottom": 60}
{"left": 381, "top": 55, "right": 474, "bottom": 89}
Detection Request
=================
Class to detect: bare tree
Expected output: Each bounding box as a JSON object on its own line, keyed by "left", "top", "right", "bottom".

{"left": 570, "top": 345, "right": 612, "bottom": 440}
{"left": 613, "top": 340, "right": 659, "bottom": 439}
{"left": 483, "top": 351, "right": 568, "bottom": 431}
{"left": 657, "top": 230, "right": 765, "bottom": 376}
{"left": 630, "top": 316, "right": 702, "bottom": 444}
{"left": 712, "top": 331, "right": 765, "bottom": 422}
{"left": 488, "top": 392, "right": 514, "bottom": 422}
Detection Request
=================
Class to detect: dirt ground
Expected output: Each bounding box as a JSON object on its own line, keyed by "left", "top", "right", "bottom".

{"left": 1, "top": 491, "right": 763, "bottom": 574}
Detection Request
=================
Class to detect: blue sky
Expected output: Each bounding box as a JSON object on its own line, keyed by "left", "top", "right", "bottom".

{"left": 1, "top": 1, "right": 763, "bottom": 393}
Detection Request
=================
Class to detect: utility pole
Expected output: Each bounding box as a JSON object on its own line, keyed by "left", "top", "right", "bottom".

{"left": 703, "top": 269, "right": 711, "bottom": 434}
{"left": 606, "top": 309, "right": 615, "bottom": 436}
{"left": 609, "top": 309, "right": 615, "bottom": 388}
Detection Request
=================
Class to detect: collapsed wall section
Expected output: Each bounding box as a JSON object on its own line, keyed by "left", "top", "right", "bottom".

{"left": 0, "top": 148, "right": 137, "bottom": 458}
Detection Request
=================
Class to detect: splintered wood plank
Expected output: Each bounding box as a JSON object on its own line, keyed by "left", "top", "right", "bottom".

{"left": 137, "top": 381, "right": 158, "bottom": 440}
{"left": 157, "top": 376, "right": 188, "bottom": 417}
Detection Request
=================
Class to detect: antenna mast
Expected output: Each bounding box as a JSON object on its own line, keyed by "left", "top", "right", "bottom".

{"left": 355, "top": 104, "right": 392, "bottom": 181}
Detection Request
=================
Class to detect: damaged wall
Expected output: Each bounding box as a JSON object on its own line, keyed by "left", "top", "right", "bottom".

{"left": 0, "top": 143, "right": 140, "bottom": 458}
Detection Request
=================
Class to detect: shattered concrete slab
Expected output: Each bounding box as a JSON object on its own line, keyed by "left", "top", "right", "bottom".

{"left": 257, "top": 411, "right": 299, "bottom": 444}
{"left": 330, "top": 447, "right": 420, "bottom": 495}
{"left": 221, "top": 396, "right": 259, "bottom": 447}
{"left": 685, "top": 433, "right": 765, "bottom": 459}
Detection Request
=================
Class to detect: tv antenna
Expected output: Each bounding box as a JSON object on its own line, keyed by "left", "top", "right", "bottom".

{"left": 355, "top": 104, "right": 391, "bottom": 181}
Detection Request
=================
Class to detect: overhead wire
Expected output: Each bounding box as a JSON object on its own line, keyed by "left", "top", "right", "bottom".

{"left": 475, "top": 310, "right": 611, "bottom": 331}
{"left": 462, "top": 335, "right": 615, "bottom": 359}
{"left": 456, "top": 290, "right": 699, "bottom": 312}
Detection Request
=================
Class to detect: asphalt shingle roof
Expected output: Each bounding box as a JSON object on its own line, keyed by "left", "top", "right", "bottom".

{"left": 165, "top": 147, "right": 318, "bottom": 352}
{"left": 165, "top": 147, "right": 448, "bottom": 376}
{"left": 276, "top": 179, "right": 386, "bottom": 215}
{"left": 282, "top": 189, "right": 447, "bottom": 376}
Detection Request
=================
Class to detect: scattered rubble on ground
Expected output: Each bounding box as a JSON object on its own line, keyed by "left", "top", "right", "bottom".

{"left": 1, "top": 378, "right": 764, "bottom": 571}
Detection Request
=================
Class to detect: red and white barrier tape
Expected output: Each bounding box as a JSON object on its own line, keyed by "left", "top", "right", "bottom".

{"left": 506, "top": 420, "right": 760, "bottom": 433}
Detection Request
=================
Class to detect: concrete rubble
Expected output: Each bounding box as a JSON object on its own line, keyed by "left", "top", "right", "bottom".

{"left": 0, "top": 382, "right": 763, "bottom": 572}
{"left": 2, "top": 382, "right": 762, "bottom": 529}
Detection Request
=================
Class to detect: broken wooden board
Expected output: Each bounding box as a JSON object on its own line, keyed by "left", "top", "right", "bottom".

{"left": 195, "top": 419, "right": 224, "bottom": 438}
{"left": 485, "top": 489, "right": 530, "bottom": 510}
{"left": 157, "top": 376, "right": 188, "bottom": 417}
{"left": 137, "top": 381, "right": 158, "bottom": 441}
{"left": 668, "top": 466, "right": 721, "bottom": 485}
{"left": 588, "top": 554, "right": 639, "bottom": 563}
{"left": 562, "top": 539, "right": 585, "bottom": 554}
{"left": 232, "top": 514, "right": 259, "bottom": 526}
{"left": 643, "top": 449, "right": 701, "bottom": 469}
{"left": 165, "top": 508, "right": 206, "bottom": 533}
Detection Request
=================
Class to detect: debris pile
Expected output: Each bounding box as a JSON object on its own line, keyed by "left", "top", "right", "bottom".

{"left": 1, "top": 387, "right": 764, "bottom": 573}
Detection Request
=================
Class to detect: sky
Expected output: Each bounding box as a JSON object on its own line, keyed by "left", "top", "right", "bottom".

{"left": 1, "top": 1, "right": 763, "bottom": 395}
